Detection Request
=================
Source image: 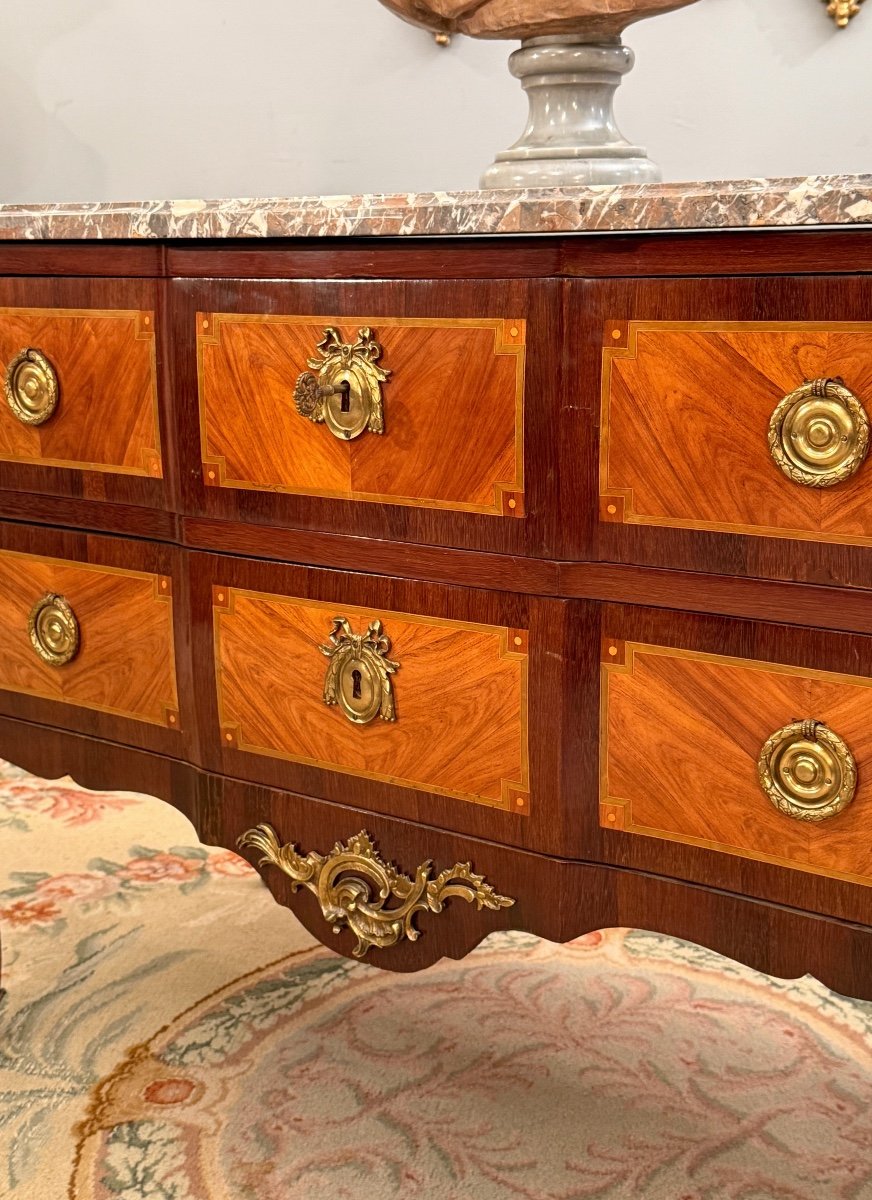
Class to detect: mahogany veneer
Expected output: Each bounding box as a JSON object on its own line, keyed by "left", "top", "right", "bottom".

{"left": 2, "top": 227, "right": 872, "bottom": 996}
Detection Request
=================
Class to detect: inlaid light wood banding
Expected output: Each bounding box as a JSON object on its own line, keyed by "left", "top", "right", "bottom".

{"left": 0, "top": 308, "right": 161, "bottom": 477}
{"left": 213, "top": 587, "right": 529, "bottom": 811}
{"left": 0, "top": 550, "right": 179, "bottom": 727}
{"left": 198, "top": 314, "right": 525, "bottom": 516}
{"left": 601, "top": 321, "right": 872, "bottom": 546}
{"left": 601, "top": 640, "right": 872, "bottom": 887}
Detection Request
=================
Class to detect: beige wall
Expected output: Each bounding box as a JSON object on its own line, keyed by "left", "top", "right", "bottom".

{"left": 1, "top": 0, "right": 869, "bottom": 202}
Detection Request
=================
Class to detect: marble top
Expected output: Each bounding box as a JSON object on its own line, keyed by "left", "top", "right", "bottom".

{"left": 1, "top": 175, "right": 871, "bottom": 241}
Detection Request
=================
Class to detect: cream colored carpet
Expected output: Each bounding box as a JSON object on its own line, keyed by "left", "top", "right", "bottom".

{"left": 1, "top": 757, "right": 871, "bottom": 1199}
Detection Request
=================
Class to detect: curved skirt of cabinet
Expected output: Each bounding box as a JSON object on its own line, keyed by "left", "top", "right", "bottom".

{"left": 2, "top": 715, "right": 872, "bottom": 997}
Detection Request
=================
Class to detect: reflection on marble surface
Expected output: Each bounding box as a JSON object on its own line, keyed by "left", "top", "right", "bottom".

{"left": 1, "top": 175, "right": 870, "bottom": 241}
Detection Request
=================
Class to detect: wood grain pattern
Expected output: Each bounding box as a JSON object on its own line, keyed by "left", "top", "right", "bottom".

{"left": 0, "top": 307, "right": 161, "bottom": 476}
{"left": 214, "top": 587, "right": 529, "bottom": 811}
{"left": 601, "top": 321, "right": 872, "bottom": 547}
{"left": 197, "top": 313, "right": 525, "bottom": 515}
{"left": 601, "top": 640, "right": 872, "bottom": 886}
{"left": 0, "top": 548, "right": 178, "bottom": 727}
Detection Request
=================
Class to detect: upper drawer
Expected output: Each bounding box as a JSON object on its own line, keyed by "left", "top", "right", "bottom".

{"left": 174, "top": 279, "right": 561, "bottom": 557}
{"left": 0, "top": 303, "right": 160, "bottom": 476}
{"left": 586, "top": 276, "right": 872, "bottom": 585}
{"left": 199, "top": 312, "right": 525, "bottom": 517}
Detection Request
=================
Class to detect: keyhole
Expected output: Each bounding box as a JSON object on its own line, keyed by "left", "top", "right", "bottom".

{"left": 352, "top": 669, "right": 362, "bottom": 700}
{"left": 340, "top": 382, "right": 350, "bottom": 414}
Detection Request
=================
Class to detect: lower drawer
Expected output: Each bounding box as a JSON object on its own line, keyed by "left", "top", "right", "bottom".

{"left": 598, "top": 606, "right": 872, "bottom": 908}
{"left": 192, "top": 553, "right": 576, "bottom": 856}
{"left": 0, "top": 523, "right": 184, "bottom": 754}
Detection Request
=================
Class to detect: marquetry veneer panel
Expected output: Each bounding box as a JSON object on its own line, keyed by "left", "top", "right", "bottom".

{"left": 601, "top": 641, "right": 872, "bottom": 886}
{"left": 0, "top": 307, "right": 161, "bottom": 476}
{"left": 0, "top": 549, "right": 178, "bottom": 726}
{"left": 601, "top": 322, "right": 872, "bottom": 546}
{"left": 198, "top": 313, "right": 525, "bottom": 516}
{"left": 213, "top": 588, "right": 529, "bottom": 811}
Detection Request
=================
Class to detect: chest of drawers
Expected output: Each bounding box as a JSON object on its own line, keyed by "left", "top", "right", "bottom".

{"left": 3, "top": 181, "right": 872, "bottom": 995}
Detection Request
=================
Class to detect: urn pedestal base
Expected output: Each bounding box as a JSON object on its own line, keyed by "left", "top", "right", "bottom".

{"left": 480, "top": 37, "right": 661, "bottom": 189}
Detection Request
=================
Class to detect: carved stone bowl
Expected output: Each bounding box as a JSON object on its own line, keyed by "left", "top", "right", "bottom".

{"left": 378, "top": 0, "right": 701, "bottom": 41}
{"left": 377, "top": 0, "right": 706, "bottom": 187}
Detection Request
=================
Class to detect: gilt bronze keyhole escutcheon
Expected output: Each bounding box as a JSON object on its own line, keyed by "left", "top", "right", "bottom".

{"left": 319, "top": 616, "right": 399, "bottom": 725}
{"left": 294, "top": 326, "right": 390, "bottom": 441}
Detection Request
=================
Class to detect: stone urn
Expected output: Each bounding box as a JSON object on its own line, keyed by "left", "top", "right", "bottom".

{"left": 377, "top": 0, "right": 704, "bottom": 187}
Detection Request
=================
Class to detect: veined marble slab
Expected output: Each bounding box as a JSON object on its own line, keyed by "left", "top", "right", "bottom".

{"left": 1, "top": 175, "right": 871, "bottom": 240}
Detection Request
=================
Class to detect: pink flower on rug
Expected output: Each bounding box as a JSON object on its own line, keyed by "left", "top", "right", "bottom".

{"left": 3, "top": 783, "right": 138, "bottom": 826}
{"left": 36, "top": 872, "right": 118, "bottom": 902}
{"left": 0, "top": 897, "right": 62, "bottom": 926}
{"left": 208, "top": 851, "right": 256, "bottom": 877}
{"left": 120, "top": 854, "right": 204, "bottom": 885}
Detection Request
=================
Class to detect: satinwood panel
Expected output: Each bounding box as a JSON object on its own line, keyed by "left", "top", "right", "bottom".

{"left": 213, "top": 587, "right": 529, "bottom": 810}
{"left": 601, "top": 641, "right": 872, "bottom": 886}
{"left": 0, "top": 307, "right": 161, "bottom": 476}
{"left": 0, "top": 549, "right": 178, "bottom": 726}
{"left": 600, "top": 322, "right": 872, "bottom": 546}
{"left": 198, "top": 313, "right": 525, "bottom": 516}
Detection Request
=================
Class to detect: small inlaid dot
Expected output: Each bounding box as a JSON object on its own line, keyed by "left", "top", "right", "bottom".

{"left": 168, "top": 714, "right": 176, "bottom": 724}
{"left": 202, "top": 320, "right": 209, "bottom": 330}
{"left": 608, "top": 645, "right": 618, "bottom": 657}
{"left": 607, "top": 813, "right": 617, "bottom": 823}
{"left": 513, "top": 635, "right": 523, "bottom": 647}
{"left": 611, "top": 329, "right": 622, "bottom": 340}
{"left": 607, "top": 504, "right": 617, "bottom": 515}
{"left": 508, "top": 498, "right": 517, "bottom": 510}
{"left": 516, "top": 797, "right": 525, "bottom": 807}
{"left": 207, "top": 470, "right": 216, "bottom": 480}
{"left": 217, "top": 593, "right": 225, "bottom": 603}
{"left": 225, "top": 733, "right": 233, "bottom": 742}
{"left": 160, "top": 580, "right": 168, "bottom": 590}
{"left": 510, "top": 326, "right": 519, "bottom": 337}
{"left": 144, "top": 316, "right": 151, "bottom": 326}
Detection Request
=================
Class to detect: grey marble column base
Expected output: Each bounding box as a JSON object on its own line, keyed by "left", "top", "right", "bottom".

{"left": 480, "top": 37, "right": 661, "bottom": 189}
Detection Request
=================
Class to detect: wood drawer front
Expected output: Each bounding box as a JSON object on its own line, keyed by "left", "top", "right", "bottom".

{"left": 213, "top": 587, "right": 529, "bottom": 812}
{"left": 601, "top": 639, "right": 872, "bottom": 887}
{"left": 198, "top": 312, "right": 525, "bottom": 516}
{"left": 0, "top": 548, "right": 178, "bottom": 727}
{"left": 0, "top": 306, "right": 160, "bottom": 477}
{"left": 601, "top": 321, "right": 872, "bottom": 547}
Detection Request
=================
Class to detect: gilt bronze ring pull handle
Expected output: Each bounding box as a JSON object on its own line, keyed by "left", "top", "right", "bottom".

{"left": 28, "top": 593, "right": 80, "bottom": 666}
{"left": 294, "top": 326, "right": 390, "bottom": 441}
{"left": 769, "top": 377, "right": 869, "bottom": 488}
{"left": 757, "top": 719, "right": 857, "bottom": 822}
{"left": 5, "top": 348, "right": 59, "bottom": 426}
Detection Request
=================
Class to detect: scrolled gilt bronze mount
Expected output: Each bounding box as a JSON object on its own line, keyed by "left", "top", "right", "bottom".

{"left": 294, "top": 326, "right": 389, "bottom": 441}
{"left": 758, "top": 719, "right": 857, "bottom": 823}
{"left": 237, "top": 825, "right": 515, "bottom": 957}
{"left": 320, "top": 616, "right": 399, "bottom": 725}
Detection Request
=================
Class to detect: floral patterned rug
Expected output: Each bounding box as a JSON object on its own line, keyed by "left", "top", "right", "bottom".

{"left": 2, "top": 758, "right": 872, "bottom": 1200}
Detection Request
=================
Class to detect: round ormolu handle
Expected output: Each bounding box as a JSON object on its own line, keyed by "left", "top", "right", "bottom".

{"left": 757, "top": 718, "right": 857, "bottom": 822}
{"left": 5, "top": 348, "right": 59, "bottom": 426}
{"left": 28, "top": 593, "right": 80, "bottom": 666}
{"left": 768, "top": 377, "right": 869, "bottom": 488}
